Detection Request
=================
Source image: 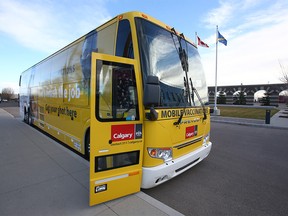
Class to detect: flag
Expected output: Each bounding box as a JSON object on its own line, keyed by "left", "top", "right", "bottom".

{"left": 197, "top": 36, "right": 209, "bottom": 48}
{"left": 217, "top": 31, "right": 227, "bottom": 46}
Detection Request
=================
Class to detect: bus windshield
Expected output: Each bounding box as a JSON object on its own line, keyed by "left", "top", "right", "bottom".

{"left": 135, "top": 18, "right": 208, "bottom": 108}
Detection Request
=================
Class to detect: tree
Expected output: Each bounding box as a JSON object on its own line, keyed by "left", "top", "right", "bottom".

{"left": 279, "top": 60, "right": 288, "bottom": 84}
{"left": 217, "top": 91, "right": 226, "bottom": 104}
{"left": 233, "top": 91, "right": 246, "bottom": 105}
{"left": 238, "top": 91, "right": 246, "bottom": 105}
{"left": 279, "top": 60, "right": 288, "bottom": 105}
{"left": 1, "top": 87, "right": 14, "bottom": 101}
{"left": 261, "top": 92, "right": 270, "bottom": 106}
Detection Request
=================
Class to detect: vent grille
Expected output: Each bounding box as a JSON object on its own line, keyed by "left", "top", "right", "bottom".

{"left": 174, "top": 136, "right": 203, "bottom": 150}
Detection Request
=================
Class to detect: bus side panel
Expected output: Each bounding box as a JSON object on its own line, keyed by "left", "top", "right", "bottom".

{"left": 20, "top": 17, "right": 119, "bottom": 156}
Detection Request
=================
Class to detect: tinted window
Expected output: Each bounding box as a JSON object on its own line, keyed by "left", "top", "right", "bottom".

{"left": 116, "top": 20, "right": 134, "bottom": 58}
{"left": 96, "top": 60, "right": 139, "bottom": 121}
{"left": 81, "top": 30, "right": 97, "bottom": 80}
{"left": 95, "top": 151, "right": 140, "bottom": 172}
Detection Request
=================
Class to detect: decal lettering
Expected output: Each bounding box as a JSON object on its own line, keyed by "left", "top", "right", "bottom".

{"left": 111, "top": 124, "right": 135, "bottom": 142}
{"left": 113, "top": 133, "right": 133, "bottom": 140}
{"left": 43, "top": 82, "right": 82, "bottom": 102}
{"left": 186, "top": 125, "right": 198, "bottom": 139}
{"left": 45, "top": 104, "right": 78, "bottom": 120}
{"left": 111, "top": 124, "right": 142, "bottom": 143}
{"left": 161, "top": 108, "right": 207, "bottom": 119}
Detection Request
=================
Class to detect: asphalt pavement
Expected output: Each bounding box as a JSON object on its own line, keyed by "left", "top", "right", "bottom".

{"left": 144, "top": 119, "right": 288, "bottom": 215}
{"left": 0, "top": 107, "right": 183, "bottom": 216}
{"left": 1, "top": 104, "right": 287, "bottom": 216}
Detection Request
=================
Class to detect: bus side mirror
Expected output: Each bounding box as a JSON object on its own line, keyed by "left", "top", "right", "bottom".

{"left": 144, "top": 76, "right": 160, "bottom": 121}
{"left": 143, "top": 76, "right": 160, "bottom": 107}
{"left": 19, "top": 75, "right": 22, "bottom": 87}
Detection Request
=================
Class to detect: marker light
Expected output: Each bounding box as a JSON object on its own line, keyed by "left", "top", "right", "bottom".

{"left": 142, "top": 14, "right": 148, "bottom": 19}
{"left": 148, "top": 148, "right": 172, "bottom": 162}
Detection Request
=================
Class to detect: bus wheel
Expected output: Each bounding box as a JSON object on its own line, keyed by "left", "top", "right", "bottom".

{"left": 24, "top": 109, "right": 29, "bottom": 124}
{"left": 85, "top": 129, "right": 90, "bottom": 161}
{"left": 24, "top": 109, "right": 32, "bottom": 125}
{"left": 28, "top": 113, "right": 32, "bottom": 125}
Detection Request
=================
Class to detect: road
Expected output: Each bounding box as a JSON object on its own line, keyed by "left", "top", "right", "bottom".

{"left": 3, "top": 103, "right": 288, "bottom": 215}
{"left": 143, "top": 122, "right": 288, "bottom": 216}
{"left": 1, "top": 105, "right": 185, "bottom": 216}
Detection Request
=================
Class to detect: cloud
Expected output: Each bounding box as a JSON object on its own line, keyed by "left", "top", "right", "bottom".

{"left": 202, "top": 18, "right": 288, "bottom": 86}
{"left": 0, "top": 0, "right": 111, "bottom": 53}
{"left": 202, "top": 0, "right": 287, "bottom": 32}
{"left": 202, "top": 0, "right": 235, "bottom": 28}
{"left": 199, "top": 0, "right": 288, "bottom": 86}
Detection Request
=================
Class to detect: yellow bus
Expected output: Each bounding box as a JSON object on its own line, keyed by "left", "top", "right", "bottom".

{"left": 19, "top": 11, "right": 212, "bottom": 206}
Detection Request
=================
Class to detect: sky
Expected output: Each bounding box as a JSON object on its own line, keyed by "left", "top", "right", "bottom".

{"left": 1, "top": 0, "right": 288, "bottom": 94}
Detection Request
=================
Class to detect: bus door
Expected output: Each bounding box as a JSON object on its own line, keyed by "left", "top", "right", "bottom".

{"left": 90, "top": 53, "right": 143, "bottom": 206}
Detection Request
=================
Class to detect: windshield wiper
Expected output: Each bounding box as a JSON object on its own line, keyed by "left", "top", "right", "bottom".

{"left": 171, "top": 28, "right": 191, "bottom": 125}
{"left": 190, "top": 78, "right": 195, "bottom": 106}
{"left": 174, "top": 77, "right": 188, "bottom": 125}
{"left": 171, "top": 28, "right": 189, "bottom": 73}
{"left": 189, "top": 78, "right": 207, "bottom": 121}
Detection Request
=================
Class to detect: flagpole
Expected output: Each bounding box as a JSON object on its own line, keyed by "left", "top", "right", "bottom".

{"left": 214, "top": 25, "right": 219, "bottom": 115}
{"left": 195, "top": 32, "right": 197, "bottom": 47}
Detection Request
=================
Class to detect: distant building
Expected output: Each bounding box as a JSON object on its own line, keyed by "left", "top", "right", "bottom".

{"left": 208, "top": 83, "right": 288, "bottom": 105}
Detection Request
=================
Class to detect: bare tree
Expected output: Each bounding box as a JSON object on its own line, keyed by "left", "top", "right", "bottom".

{"left": 279, "top": 60, "right": 288, "bottom": 84}
{"left": 279, "top": 60, "right": 288, "bottom": 104}
{"left": 1, "top": 87, "right": 15, "bottom": 101}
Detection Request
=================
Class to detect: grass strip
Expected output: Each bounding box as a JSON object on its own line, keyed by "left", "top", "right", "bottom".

{"left": 217, "top": 106, "right": 279, "bottom": 120}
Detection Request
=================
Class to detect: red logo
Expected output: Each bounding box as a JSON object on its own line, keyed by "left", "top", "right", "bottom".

{"left": 186, "top": 125, "right": 198, "bottom": 139}
{"left": 111, "top": 124, "right": 135, "bottom": 142}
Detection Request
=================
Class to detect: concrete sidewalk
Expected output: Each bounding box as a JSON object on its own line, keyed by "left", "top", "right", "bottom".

{"left": 270, "top": 108, "right": 288, "bottom": 128}
{"left": 0, "top": 108, "right": 183, "bottom": 216}
{"left": 211, "top": 107, "right": 288, "bottom": 129}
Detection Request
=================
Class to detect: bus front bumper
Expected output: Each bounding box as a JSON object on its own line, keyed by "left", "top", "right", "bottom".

{"left": 141, "top": 141, "right": 212, "bottom": 189}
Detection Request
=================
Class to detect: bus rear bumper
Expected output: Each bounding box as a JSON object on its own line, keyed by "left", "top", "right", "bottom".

{"left": 141, "top": 141, "right": 212, "bottom": 189}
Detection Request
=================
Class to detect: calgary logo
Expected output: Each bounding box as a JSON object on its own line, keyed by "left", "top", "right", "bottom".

{"left": 113, "top": 133, "right": 133, "bottom": 140}
{"left": 186, "top": 125, "right": 198, "bottom": 139}
{"left": 111, "top": 124, "right": 142, "bottom": 142}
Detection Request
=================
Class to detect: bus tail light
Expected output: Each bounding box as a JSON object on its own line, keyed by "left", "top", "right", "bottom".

{"left": 148, "top": 148, "right": 172, "bottom": 162}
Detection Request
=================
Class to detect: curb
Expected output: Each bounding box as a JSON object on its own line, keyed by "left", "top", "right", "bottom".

{"left": 211, "top": 118, "right": 288, "bottom": 130}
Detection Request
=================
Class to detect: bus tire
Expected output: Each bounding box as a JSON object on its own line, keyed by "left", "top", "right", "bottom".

{"left": 24, "top": 108, "right": 29, "bottom": 124}
{"left": 25, "top": 108, "right": 32, "bottom": 125}
{"left": 28, "top": 109, "right": 32, "bottom": 125}
{"left": 85, "top": 129, "right": 90, "bottom": 161}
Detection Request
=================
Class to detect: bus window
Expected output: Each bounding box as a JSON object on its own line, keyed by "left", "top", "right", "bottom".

{"left": 81, "top": 30, "right": 97, "bottom": 80}
{"left": 97, "top": 22, "right": 117, "bottom": 55}
{"left": 96, "top": 61, "right": 139, "bottom": 121}
{"left": 135, "top": 18, "right": 208, "bottom": 108}
{"left": 96, "top": 150, "right": 140, "bottom": 172}
{"left": 116, "top": 20, "right": 134, "bottom": 58}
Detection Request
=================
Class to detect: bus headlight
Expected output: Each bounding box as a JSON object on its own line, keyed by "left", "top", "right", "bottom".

{"left": 148, "top": 148, "right": 172, "bottom": 162}
{"left": 203, "top": 133, "right": 210, "bottom": 147}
